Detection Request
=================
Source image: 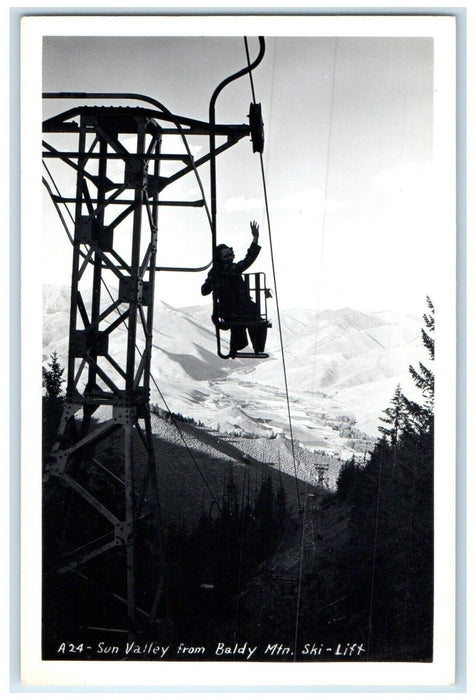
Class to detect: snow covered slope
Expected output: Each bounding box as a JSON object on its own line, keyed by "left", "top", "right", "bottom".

{"left": 42, "top": 284, "right": 426, "bottom": 452}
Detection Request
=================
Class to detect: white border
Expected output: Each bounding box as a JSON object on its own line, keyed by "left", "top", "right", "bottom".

{"left": 20, "top": 14, "right": 457, "bottom": 689}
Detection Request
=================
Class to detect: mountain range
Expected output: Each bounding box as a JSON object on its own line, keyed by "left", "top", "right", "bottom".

{"left": 42, "top": 283, "right": 426, "bottom": 462}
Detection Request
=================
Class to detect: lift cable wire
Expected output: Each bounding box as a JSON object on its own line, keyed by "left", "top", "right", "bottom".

{"left": 245, "top": 36, "right": 307, "bottom": 657}
{"left": 43, "top": 161, "right": 75, "bottom": 226}
{"left": 398, "top": 436, "right": 419, "bottom": 655}
{"left": 293, "top": 481, "right": 309, "bottom": 661}
{"left": 366, "top": 442, "right": 384, "bottom": 658}
{"left": 244, "top": 37, "right": 301, "bottom": 512}
{"left": 148, "top": 373, "right": 222, "bottom": 514}
{"left": 258, "top": 150, "right": 301, "bottom": 510}
{"left": 291, "top": 42, "right": 338, "bottom": 652}
{"left": 311, "top": 37, "right": 338, "bottom": 393}
{"left": 243, "top": 37, "right": 258, "bottom": 105}
{"left": 233, "top": 467, "right": 250, "bottom": 631}
{"left": 42, "top": 174, "right": 75, "bottom": 245}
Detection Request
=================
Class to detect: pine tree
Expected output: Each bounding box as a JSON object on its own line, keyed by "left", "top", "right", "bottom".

{"left": 336, "top": 457, "right": 362, "bottom": 502}
{"left": 409, "top": 296, "right": 435, "bottom": 414}
{"left": 42, "top": 352, "right": 65, "bottom": 462}
{"left": 42, "top": 352, "right": 65, "bottom": 400}
{"left": 378, "top": 384, "right": 411, "bottom": 445}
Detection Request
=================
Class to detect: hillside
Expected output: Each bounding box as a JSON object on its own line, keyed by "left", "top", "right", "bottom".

{"left": 93, "top": 411, "right": 341, "bottom": 530}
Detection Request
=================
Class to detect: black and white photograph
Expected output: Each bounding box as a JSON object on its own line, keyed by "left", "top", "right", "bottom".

{"left": 20, "top": 14, "right": 457, "bottom": 689}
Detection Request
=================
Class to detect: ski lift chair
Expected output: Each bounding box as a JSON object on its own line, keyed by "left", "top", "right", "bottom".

{"left": 212, "top": 272, "right": 272, "bottom": 359}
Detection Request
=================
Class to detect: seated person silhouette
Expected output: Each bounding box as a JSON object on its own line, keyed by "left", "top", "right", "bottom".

{"left": 201, "top": 220, "right": 267, "bottom": 357}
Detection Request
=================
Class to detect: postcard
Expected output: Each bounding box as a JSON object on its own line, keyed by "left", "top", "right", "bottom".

{"left": 20, "top": 13, "right": 457, "bottom": 690}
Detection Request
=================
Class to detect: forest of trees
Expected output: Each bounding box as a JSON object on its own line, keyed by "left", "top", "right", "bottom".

{"left": 223, "top": 298, "right": 435, "bottom": 660}
{"left": 161, "top": 471, "right": 290, "bottom": 648}
{"left": 331, "top": 297, "right": 435, "bottom": 659}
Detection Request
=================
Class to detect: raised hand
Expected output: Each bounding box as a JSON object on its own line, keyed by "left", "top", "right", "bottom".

{"left": 250, "top": 220, "right": 259, "bottom": 242}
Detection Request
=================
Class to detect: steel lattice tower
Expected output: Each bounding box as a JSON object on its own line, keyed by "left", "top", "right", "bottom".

{"left": 42, "top": 95, "right": 253, "bottom": 640}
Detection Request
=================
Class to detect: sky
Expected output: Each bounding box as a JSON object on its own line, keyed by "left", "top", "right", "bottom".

{"left": 40, "top": 22, "right": 454, "bottom": 315}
